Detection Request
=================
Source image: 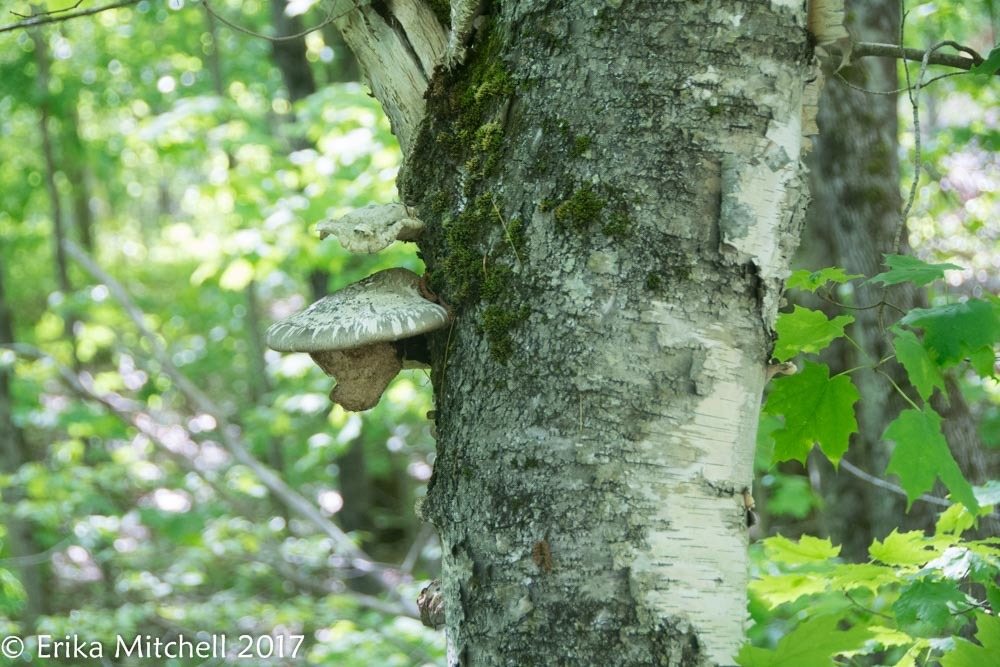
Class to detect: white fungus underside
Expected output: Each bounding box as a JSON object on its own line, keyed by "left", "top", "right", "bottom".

{"left": 265, "top": 268, "right": 448, "bottom": 353}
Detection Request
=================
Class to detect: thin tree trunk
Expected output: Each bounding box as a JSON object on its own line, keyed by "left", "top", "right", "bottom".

{"left": 268, "top": 0, "right": 317, "bottom": 103}
{"left": 31, "top": 27, "right": 78, "bottom": 368}
{"left": 0, "top": 262, "right": 49, "bottom": 630}
{"left": 398, "top": 2, "right": 814, "bottom": 663}
{"left": 62, "top": 105, "right": 95, "bottom": 252}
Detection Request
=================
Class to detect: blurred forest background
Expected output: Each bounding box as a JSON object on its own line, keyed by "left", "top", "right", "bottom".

{"left": 0, "top": 0, "right": 996, "bottom": 665}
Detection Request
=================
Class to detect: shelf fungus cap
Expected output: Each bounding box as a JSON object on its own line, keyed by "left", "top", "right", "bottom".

{"left": 265, "top": 268, "right": 449, "bottom": 411}
{"left": 317, "top": 203, "right": 425, "bottom": 254}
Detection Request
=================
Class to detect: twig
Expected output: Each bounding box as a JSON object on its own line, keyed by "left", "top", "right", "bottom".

{"left": 0, "top": 536, "right": 73, "bottom": 568}
{"left": 895, "top": 39, "right": 947, "bottom": 255}
{"left": 844, "top": 590, "right": 894, "bottom": 620}
{"left": 10, "top": 0, "right": 83, "bottom": 20}
{"left": 0, "top": 0, "right": 139, "bottom": 33}
{"left": 62, "top": 240, "right": 221, "bottom": 415}
{"left": 202, "top": 0, "right": 349, "bottom": 43}
{"left": 839, "top": 457, "right": 1000, "bottom": 518}
{"left": 2, "top": 343, "right": 419, "bottom": 603}
{"left": 490, "top": 195, "right": 522, "bottom": 265}
{"left": 817, "top": 291, "right": 906, "bottom": 315}
{"left": 835, "top": 69, "right": 968, "bottom": 96}
{"left": 244, "top": 551, "right": 420, "bottom": 618}
{"left": 400, "top": 523, "right": 435, "bottom": 575}
{"left": 2, "top": 342, "right": 260, "bottom": 511}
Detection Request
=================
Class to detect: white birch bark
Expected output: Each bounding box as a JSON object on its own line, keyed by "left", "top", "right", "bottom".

{"left": 330, "top": 0, "right": 820, "bottom": 664}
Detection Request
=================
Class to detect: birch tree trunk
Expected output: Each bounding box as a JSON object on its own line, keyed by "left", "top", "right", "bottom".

{"left": 333, "top": 1, "right": 817, "bottom": 663}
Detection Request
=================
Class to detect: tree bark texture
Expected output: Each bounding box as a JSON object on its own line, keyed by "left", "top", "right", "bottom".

{"left": 381, "top": 1, "right": 815, "bottom": 664}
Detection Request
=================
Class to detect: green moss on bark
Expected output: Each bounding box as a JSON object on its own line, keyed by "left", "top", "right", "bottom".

{"left": 401, "top": 15, "right": 530, "bottom": 365}
{"left": 554, "top": 185, "right": 606, "bottom": 230}
{"left": 481, "top": 305, "right": 530, "bottom": 364}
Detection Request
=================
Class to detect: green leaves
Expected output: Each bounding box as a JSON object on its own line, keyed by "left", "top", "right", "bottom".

{"left": 736, "top": 615, "right": 873, "bottom": 667}
{"left": 891, "top": 327, "right": 946, "bottom": 401}
{"left": 869, "top": 254, "right": 963, "bottom": 287}
{"left": 773, "top": 307, "right": 854, "bottom": 362}
{"left": 869, "top": 529, "right": 946, "bottom": 566}
{"left": 785, "top": 267, "right": 862, "bottom": 292}
{"left": 970, "top": 47, "right": 1000, "bottom": 77}
{"left": 884, "top": 407, "right": 979, "bottom": 513}
{"left": 765, "top": 362, "right": 859, "bottom": 465}
{"left": 900, "top": 298, "right": 1000, "bottom": 375}
{"left": 764, "top": 534, "right": 840, "bottom": 564}
{"left": 941, "top": 613, "right": 1000, "bottom": 667}
{"left": 892, "top": 578, "right": 971, "bottom": 628}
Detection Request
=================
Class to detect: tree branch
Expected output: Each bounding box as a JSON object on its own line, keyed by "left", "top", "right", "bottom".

{"left": 202, "top": 0, "right": 345, "bottom": 43}
{"left": 840, "top": 458, "right": 1000, "bottom": 518}
{"left": 853, "top": 41, "right": 990, "bottom": 73}
{"left": 0, "top": 0, "right": 140, "bottom": 34}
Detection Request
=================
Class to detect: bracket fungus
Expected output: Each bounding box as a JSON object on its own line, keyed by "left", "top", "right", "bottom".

{"left": 317, "top": 203, "right": 425, "bottom": 254}
{"left": 265, "top": 268, "right": 449, "bottom": 411}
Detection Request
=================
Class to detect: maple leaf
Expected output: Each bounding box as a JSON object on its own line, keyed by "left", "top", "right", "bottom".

{"left": 736, "top": 615, "right": 872, "bottom": 667}
{"left": 884, "top": 407, "right": 979, "bottom": 513}
{"left": 869, "top": 529, "right": 946, "bottom": 567}
{"left": 786, "top": 267, "right": 863, "bottom": 293}
{"left": 869, "top": 254, "right": 963, "bottom": 287}
{"left": 764, "top": 534, "right": 841, "bottom": 564}
{"left": 773, "top": 307, "right": 854, "bottom": 362}
{"left": 765, "top": 362, "right": 858, "bottom": 465}
{"left": 900, "top": 298, "right": 1000, "bottom": 375}
{"left": 893, "top": 578, "right": 971, "bottom": 628}
{"left": 891, "top": 327, "right": 946, "bottom": 401}
{"left": 940, "top": 613, "right": 1000, "bottom": 667}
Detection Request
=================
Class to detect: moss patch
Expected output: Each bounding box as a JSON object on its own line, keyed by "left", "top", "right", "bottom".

{"left": 602, "top": 211, "right": 631, "bottom": 239}
{"left": 464, "top": 122, "right": 505, "bottom": 189}
{"left": 554, "top": 185, "right": 606, "bottom": 231}
{"left": 426, "top": 0, "right": 451, "bottom": 28}
{"left": 481, "top": 305, "right": 530, "bottom": 364}
{"left": 403, "top": 13, "right": 530, "bottom": 366}
{"left": 570, "top": 135, "right": 592, "bottom": 158}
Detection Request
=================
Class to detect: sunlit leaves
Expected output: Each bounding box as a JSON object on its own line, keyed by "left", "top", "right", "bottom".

{"left": 765, "top": 362, "right": 859, "bottom": 465}
{"left": 869, "top": 254, "right": 963, "bottom": 287}
{"left": 764, "top": 534, "right": 841, "bottom": 564}
{"left": 884, "top": 407, "right": 979, "bottom": 513}
{"left": 785, "top": 267, "right": 863, "bottom": 292}
{"left": 218, "top": 257, "right": 255, "bottom": 291}
{"left": 773, "top": 307, "right": 854, "bottom": 362}
{"left": 749, "top": 573, "right": 829, "bottom": 607}
{"left": 870, "top": 530, "right": 947, "bottom": 566}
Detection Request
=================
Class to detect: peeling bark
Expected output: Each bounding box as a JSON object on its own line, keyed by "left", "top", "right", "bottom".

{"left": 330, "top": 0, "right": 446, "bottom": 152}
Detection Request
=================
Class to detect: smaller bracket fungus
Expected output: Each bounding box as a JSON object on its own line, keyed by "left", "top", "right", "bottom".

{"left": 265, "top": 268, "right": 449, "bottom": 411}
{"left": 317, "top": 203, "right": 425, "bottom": 254}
